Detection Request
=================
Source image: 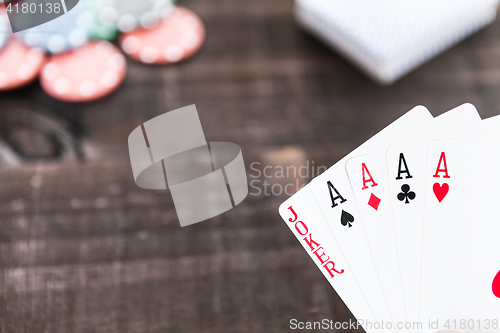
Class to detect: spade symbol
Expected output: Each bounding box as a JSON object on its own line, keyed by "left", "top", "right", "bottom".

{"left": 340, "top": 210, "right": 354, "bottom": 228}
{"left": 397, "top": 184, "right": 416, "bottom": 204}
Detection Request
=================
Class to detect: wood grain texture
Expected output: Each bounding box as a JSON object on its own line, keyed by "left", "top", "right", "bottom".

{"left": 0, "top": 160, "right": 357, "bottom": 333}
{"left": 1, "top": 0, "right": 500, "bottom": 331}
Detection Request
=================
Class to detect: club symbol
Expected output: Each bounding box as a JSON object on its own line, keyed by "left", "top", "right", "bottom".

{"left": 397, "top": 184, "right": 415, "bottom": 204}
{"left": 340, "top": 210, "right": 354, "bottom": 228}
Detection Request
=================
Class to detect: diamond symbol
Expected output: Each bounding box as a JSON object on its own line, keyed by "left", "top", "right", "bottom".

{"left": 367, "top": 193, "right": 381, "bottom": 210}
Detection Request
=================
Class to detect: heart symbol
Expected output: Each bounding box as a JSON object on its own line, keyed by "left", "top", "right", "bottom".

{"left": 6, "top": 0, "right": 79, "bottom": 33}
{"left": 433, "top": 182, "right": 449, "bottom": 203}
{"left": 493, "top": 270, "right": 500, "bottom": 298}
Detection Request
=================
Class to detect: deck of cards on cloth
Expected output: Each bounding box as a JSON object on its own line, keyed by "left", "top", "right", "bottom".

{"left": 279, "top": 103, "right": 500, "bottom": 333}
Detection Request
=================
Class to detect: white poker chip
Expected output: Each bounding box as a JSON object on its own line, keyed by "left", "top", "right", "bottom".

{"left": 97, "top": 0, "right": 174, "bottom": 32}
{"left": 15, "top": 2, "right": 94, "bottom": 54}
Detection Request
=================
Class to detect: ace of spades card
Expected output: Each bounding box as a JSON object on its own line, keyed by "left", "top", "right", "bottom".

{"left": 308, "top": 106, "right": 438, "bottom": 330}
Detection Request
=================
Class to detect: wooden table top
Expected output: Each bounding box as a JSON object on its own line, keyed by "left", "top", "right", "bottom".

{"left": 1, "top": 0, "right": 500, "bottom": 331}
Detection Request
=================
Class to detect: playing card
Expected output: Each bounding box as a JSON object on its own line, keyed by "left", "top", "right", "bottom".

{"left": 419, "top": 139, "right": 500, "bottom": 333}
{"left": 341, "top": 104, "right": 481, "bottom": 330}
{"left": 294, "top": 0, "right": 499, "bottom": 83}
{"left": 278, "top": 106, "right": 433, "bottom": 332}
{"left": 279, "top": 188, "right": 382, "bottom": 333}
{"left": 386, "top": 110, "right": 500, "bottom": 328}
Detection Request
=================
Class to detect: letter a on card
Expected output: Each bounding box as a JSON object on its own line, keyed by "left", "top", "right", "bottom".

{"left": 433, "top": 152, "right": 450, "bottom": 178}
{"left": 396, "top": 153, "right": 413, "bottom": 180}
{"left": 432, "top": 152, "right": 450, "bottom": 203}
{"left": 361, "top": 163, "right": 378, "bottom": 190}
{"left": 327, "top": 181, "right": 347, "bottom": 207}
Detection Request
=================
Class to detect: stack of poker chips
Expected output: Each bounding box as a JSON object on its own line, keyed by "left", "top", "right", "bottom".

{"left": 0, "top": 0, "right": 205, "bottom": 102}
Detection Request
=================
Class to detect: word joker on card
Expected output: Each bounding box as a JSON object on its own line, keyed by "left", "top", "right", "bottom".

{"left": 432, "top": 152, "right": 450, "bottom": 203}
{"left": 361, "top": 163, "right": 381, "bottom": 210}
{"left": 327, "top": 181, "right": 355, "bottom": 228}
{"left": 286, "top": 206, "right": 345, "bottom": 278}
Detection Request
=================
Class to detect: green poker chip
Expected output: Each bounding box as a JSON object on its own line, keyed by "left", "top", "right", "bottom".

{"left": 90, "top": 21, "right": 119, "bottom": 41}
{"left": 81, "top": 0, "right": 119, "bottom": 41}
{"left": 96, "top": 0, "right": 174, "bottom": 33}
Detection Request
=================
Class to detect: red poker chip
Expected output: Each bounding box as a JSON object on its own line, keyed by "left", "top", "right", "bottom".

{"left": 0, "top": 39, "right": 46, "bottom": 91}
{"left": 40, "top": 41, "right": 126, "bottom": 103}
{"left": 119, "top": 6, "right": 205, "bottom": 65}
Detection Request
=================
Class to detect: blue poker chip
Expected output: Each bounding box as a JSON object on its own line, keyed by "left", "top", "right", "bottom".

{"left": 0, "top": 13, "right": 10, "bottom": 51}
{"left": 15, "top": 2, "right": 94, "bottom": 54}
